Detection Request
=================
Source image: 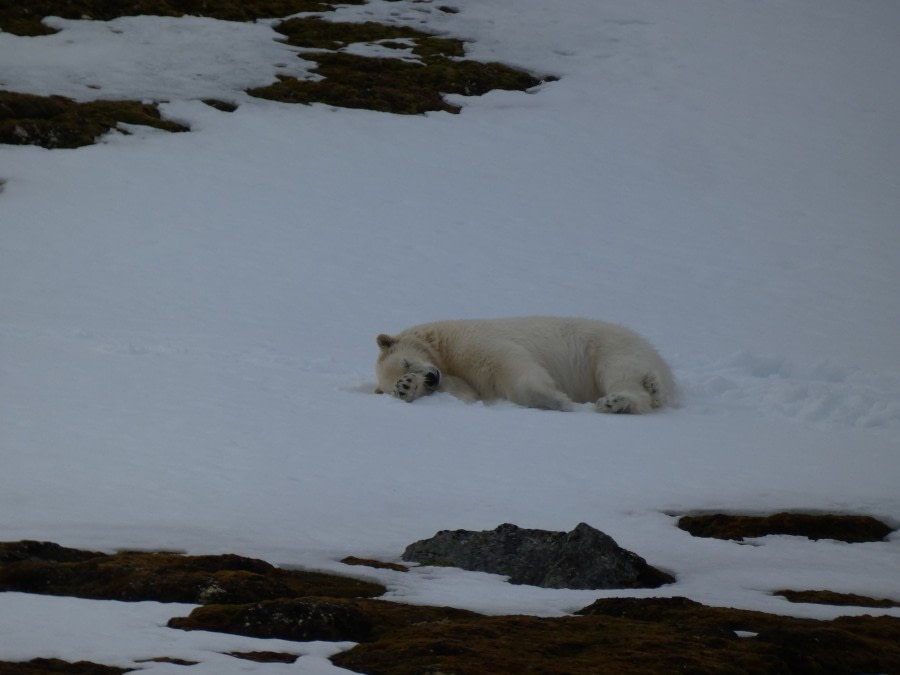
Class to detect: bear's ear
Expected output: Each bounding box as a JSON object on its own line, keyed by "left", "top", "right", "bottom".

{"left": 376, "top": 334, "right": 396, "bottom": 350}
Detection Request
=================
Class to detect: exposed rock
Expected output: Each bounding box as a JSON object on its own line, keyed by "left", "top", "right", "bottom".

{"left": 402, "top": 522, "right": 674, "bottom": 589}
{"left": 677, "top": 512, "right": 894, "bottom": 542}
{"left": 0, "top": 543, "right": 384, "bottom": 603}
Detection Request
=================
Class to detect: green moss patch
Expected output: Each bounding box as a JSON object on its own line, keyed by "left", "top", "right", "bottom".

{"left": 272, "top": 16, "right": 464, "bottom": 58}
{"left": 227, "top": 651, "right": 300, "bottom": 663}
{"left": 0, "top": 0, "right": 363, "bottom": 36}
{"left": 201, "top": 98, "right": 239, "bottom": 112}
{"left": 249, "top": 16, "right": 544, "bottom": 114}
{"left": 341, "top": 556, "right": 409, "bottom": 572}
{"left": 775, "top": 589, "right": 900, "bottom": 608}
{"left": 0, "top": 544, "right": 385, "bottom": 603}
{"left": 169, "top": 596, "right": 479, "bottom": 642}
{"left": 170, "top": 593, "right": 900, "bottom": 674}
{"left": 249, "top": 52, "right": 541, "bottom": 114}
{"left": 3, "top": 542, "right": 899, "bottom": 674}
{"left": 333, "top": 597, "right": 900, "bottom": 674}
{"left": 0, "top": 659, "right": 131, "bottom": 675}
{"left": 0, "top": 90, "right": 188, "bottom": 148}
{"left": 677, "top": 512, "right": 894, "bottom": 543}
{"left": 2, "top": 2, "right": 552, "bottom": 147}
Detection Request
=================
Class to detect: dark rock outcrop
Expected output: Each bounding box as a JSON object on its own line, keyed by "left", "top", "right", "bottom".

{"left": 402, "top": 522, "right": 674, "bottom": 589}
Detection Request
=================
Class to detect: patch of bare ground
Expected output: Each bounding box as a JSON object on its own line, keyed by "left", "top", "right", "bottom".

{"left": 0, "top": 659, "right": 131, "bottom": 675}
{"left": 0, "top": 90, "right": 189, "bottom": 148}
{"left": 1, "top": 0, "right": 551, "bottom": 148}
{"left": 169, "top": 596, "right": 480, "bottom": 642}
{"left": 0, "top": 541, "right": 384, "bottom": 603}
{"left": 340, "top": 556, "right": 409, "bottom": 572}
{"left": 2, "top": 541, "right": 899, "bottom": 674}
{"left": 248, "top": 17, "right": 546, "bottom": 114}
{"left": 227, "top": 651, "right": 300, "bottom": 663}
{"left": 0, "top": 0, "right": 362, "bottom": 36}
{"left": 133, "top": 656, "right": 198, "bottom": 665}
{"left": 677, "top": 511, "right": 894, "bottom": 542}
{"left": 775, "top": 589, "right": 900, "bottom": 608}
{"left": 331, "top": 596, "right": 900, "bottom": 675}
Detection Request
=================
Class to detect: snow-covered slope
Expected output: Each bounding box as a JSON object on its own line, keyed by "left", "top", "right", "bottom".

{"left": 1, "top": 0, "right": 899, "bottom": 671}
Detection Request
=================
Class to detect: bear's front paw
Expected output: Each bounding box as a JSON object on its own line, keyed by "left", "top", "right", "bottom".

{"left": 392, "top": 372, "right": 428, "bottom": 402}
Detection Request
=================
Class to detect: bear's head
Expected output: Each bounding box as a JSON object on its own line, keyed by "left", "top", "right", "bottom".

{"left": 375, "top": 333, "right": 441, "bottom": 402}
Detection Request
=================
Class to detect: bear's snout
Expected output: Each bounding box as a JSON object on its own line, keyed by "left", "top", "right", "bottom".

{"left": 424, "top": 369, "right": 440, "bottom": 389}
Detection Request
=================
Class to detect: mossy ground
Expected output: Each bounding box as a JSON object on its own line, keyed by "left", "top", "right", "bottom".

{"left": 0, "top": 659, "right": 130, "bottom": 675}
{"left": 1, "top": 0, "right": 549, "bottom": 148}
{"left": 0, "top": 0, "right": 361, "bottom": 36}
{"left": 775, "top": 589, "right": 900, "bottom": 608}
{"left": 2, "top": 538, "right": 899, "bottom": 674}
{"left": 249, "top": 17, "right": 544, "bottom": 114}
{"left": 0, "top": 90, "right": 189, "bottom": 148}
{"left": 0, "top": 542, "right": 385, "bottom": 603}
{"left": 677, "top": 512, "right": 893, "bottom": 543}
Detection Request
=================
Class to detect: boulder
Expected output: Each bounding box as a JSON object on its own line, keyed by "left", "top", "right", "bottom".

{"left": 402, "top": 522, "right": 674, "bottom": 589}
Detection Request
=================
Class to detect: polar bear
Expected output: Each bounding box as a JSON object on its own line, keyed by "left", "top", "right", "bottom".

{"left": 375, "top": 317, "right": 674, "bottom": 413}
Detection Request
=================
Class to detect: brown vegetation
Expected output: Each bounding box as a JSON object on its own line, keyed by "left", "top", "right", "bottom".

{"left": 332, "top": 596, "right": 900, "bottom": 674}
{"left": 0, "top": 0, "right": 362, "bottom": 36}
{"left": 677, "top": 512, "right": 893, "bottom": 542}
{"left": 248, "top": 17, "right": 544, "bottom": 114}
{"left": 1, "top": 0, "right": 548, "bottom": 147}
{"left": 2, "top": 539, "right": 899, "bottom": 674}
{"left": 0, "top": 543, "right": 384, "bottom": 603}
{"left": 0, "top": 659, "right": 130, "bottom": 675}
{"left": 0, "top": 91, "right": 188, "bottom": 148}
{"left": 775, "top": 589, "right": 900, "bottom": 608}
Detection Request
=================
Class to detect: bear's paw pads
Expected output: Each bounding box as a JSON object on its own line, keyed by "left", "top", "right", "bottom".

{"left": 598, "top": 393, "right": 640, "bottom": 414}
{"left": 393, "top": 373, "right": 426, "bottom": 402}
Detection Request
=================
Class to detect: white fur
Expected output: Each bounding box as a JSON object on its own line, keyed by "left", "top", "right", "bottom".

{"left": 375, "top": 317, "right": 674, "bottom": 414}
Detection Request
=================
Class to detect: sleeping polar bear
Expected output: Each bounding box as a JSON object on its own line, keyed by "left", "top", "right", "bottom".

{"left": 375, "top": 317, "right": 674, "bottom": 413}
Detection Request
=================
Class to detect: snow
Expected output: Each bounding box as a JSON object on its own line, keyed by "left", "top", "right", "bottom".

{"left": 1, "top": 0, "right": 899, "bottom": 670}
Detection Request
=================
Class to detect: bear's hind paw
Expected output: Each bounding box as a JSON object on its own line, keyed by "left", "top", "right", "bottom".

{"left": 597, "top": 392, "right": 650, "bottom": 414}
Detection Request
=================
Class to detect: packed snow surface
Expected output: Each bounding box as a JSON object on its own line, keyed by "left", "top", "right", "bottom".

{"left": 1, "top": 0, "right": 899, "bottom": 671}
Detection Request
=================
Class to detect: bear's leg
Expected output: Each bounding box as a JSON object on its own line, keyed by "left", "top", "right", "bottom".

{"left": 439, "top": 375, "right": 480, "bottom": 403}
{"left": 594, "top": 358, "right": 657, "bottom": 414}
{"left": 505, "top": 365, "right": 574, "bottom": 412}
